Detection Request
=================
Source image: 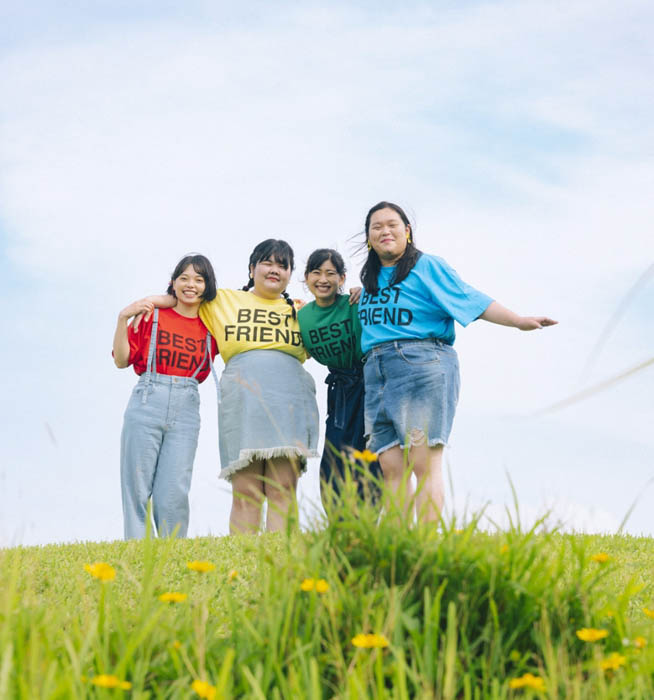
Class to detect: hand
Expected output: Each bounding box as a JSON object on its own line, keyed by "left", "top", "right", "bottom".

{"left": 293, "top": 298, "right": 307, "bottom": 311}
{"left": 349, "top": 286, "right": 362, "bottom": 304}
{"left": 119, "top": 299, "right": 154, "bottom": 331}
{"left": 516, "top": 316, "right": 558, "bottom": 331}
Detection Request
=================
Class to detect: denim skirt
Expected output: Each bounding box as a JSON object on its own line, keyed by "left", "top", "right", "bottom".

{"left": 218, "top": 350, "right": 319, "bottom": 480}
{"left": 363, "top": 338, "right": 460, "bottom": 455}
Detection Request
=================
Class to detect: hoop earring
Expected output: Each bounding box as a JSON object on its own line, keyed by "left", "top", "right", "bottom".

{"left": 406, "top": 233, "right": 412, "bottom": 243}
{"left": 367, "top": 240, "right": 372, "bottom": 251}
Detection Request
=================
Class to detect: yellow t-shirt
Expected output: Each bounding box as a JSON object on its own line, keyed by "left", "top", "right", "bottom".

{"left": 199, "top": 289, "right": 306, "bottom": 364}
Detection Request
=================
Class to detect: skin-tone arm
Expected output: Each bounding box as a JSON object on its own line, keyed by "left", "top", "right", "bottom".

{"left": 479, "top": 301, "right": 557, "bottom": 330}
{"left": 113, "top": 299, "right": 156, "bottom": 368}
{"left": 131, "top": 293, "right": 176, "bottom": 332}
{"left": 349, "top": 286, "right": 362, "bottom": 304}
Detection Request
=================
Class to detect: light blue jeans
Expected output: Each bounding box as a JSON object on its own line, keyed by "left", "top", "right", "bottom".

{"left": 363, "top": 338, "right": 460, "bottom": 455}
{"left": 120, "top": 374, "right": 201, "bottom": 538}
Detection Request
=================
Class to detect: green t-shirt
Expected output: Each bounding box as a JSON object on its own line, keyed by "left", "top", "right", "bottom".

{"left": 297, "top": 294, "right": 363, "bottom": 369}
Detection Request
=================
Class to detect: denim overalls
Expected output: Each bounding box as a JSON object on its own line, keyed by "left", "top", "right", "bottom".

{"left": 120, "top": 309, "right": 217, "bottom": 539}
{"left": 320, "top": 365, "right": 382, "bottom": 510}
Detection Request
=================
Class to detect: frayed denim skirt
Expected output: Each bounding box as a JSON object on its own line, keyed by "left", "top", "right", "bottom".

{"left": 218, "top": 350, "right": 320, "bottom": 480}
{"left": 363, "top": 338, "right": 460, "bottom": 455}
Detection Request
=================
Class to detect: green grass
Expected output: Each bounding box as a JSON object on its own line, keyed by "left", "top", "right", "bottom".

{"left": 2, "top": 484, "right": 654, "bottom": 698}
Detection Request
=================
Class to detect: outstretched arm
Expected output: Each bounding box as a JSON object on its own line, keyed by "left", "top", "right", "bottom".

{"left": 479, "top": 301, "right": 557, "bottom": 331}
{"left": 113, "top": 299, "right": 155, "bottom": 368}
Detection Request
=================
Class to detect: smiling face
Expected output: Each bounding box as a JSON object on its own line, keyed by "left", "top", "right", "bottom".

{"left": 171, "top": 264, "right": 206, "bottom": 308}
{"left": 250, "top": 256, "right": 291, "bottom": 299}
{"left": 305, "top": 258, "right": 345, "bottom": 307}
{"left": 367, "top": 207, "right": 410, "bottom": 266}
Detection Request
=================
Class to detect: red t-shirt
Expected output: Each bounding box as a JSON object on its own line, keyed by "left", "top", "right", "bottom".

{"left": 127, "top": 308, "right": 219, "bottom": 382}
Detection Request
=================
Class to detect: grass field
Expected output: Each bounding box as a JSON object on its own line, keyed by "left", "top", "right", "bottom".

{"left": 2, "top": 483, "right": 654, "bottom": 698}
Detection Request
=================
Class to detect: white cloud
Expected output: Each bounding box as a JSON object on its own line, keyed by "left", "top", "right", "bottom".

{"left": 1, "top": 1, "right": 653, "bottom": 544}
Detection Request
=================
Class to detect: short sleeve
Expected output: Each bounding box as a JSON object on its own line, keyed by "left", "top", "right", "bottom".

{"left": 423, "top": 256, "right": 493, "bottom": 327}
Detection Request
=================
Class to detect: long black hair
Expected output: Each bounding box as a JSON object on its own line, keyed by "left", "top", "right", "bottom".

{"left": 242, "top": 239, "right": 297, "bottom": 319}
{"left": 167, "top": 253, "right": 217, "bottom": 301}
{"left": 359, "top": 201, "right": 421, "bottom": 296}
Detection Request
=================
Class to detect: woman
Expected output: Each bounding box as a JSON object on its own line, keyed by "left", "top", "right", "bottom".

{"left": 145, "top": 240, "right": 319, "bottom": 534}
{"left": 113, "top": 254, "right": 218, "bottom": 539}
{"left": 298, "top": 248, "right": 381, "bottom": 512}
{"left": 358, "top": 202, "right": 557, "bottom": 523}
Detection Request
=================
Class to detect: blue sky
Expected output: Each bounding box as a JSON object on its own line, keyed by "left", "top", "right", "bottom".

{"left": 1, "top": 0, "right": 653, "bottom": 544}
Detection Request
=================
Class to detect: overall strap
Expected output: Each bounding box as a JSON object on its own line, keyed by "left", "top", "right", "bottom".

{"left": 141, "top": 309, "right": 159, "bottom": 404}
{"left": 191, "top": 331, "right": 221, "bottom": 398}
{"left": 191, "top": 330, "right": 211, "bottom": 379}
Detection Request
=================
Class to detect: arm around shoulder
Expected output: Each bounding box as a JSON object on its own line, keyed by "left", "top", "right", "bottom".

{"left": 112, "top": 299, "right": 155, "bottom": 368}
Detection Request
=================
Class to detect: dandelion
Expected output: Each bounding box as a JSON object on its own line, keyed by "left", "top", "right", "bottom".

{"left": 300, "top": 578, "right": 329, "bottom": 593}
{"left": 576, "top": 628, "right": 609, "bottom": 642}
{"left": 191, "top": 679, "right": 216, "bottom": 699}
{"left": 187, "top": 561, "right": 215, "bottom": 573}
{"left": 508, "top": 673, "right": 546, "bottom": 691}
{"left": 591, "top": 553, "right": 610, "bottom": 563}
{"left": 643, "top": 607, "right": 654, "bottom": 619}
{"left": 352, "top": 449, "right": 378, "bottom": 463}
{"left": 228, "top": 569, "right": 238, "bottom": 581}
{"left": 351, "top": 633, "right": 390, "bottom": 648}
{"left": 600, "top": 652, "right": 626, "bottom": 671}
{"left": 84, "top": 562, "right": 116, "bottom": 582}
{"left": 90, "top": 675, "right": 131, "bottom": 690}
{"left": 500, "top": 544, "right": 509, "bottom": 554}
{"left": 159, "top": 592, "right": 187, "bottom": 603}
{"left": 634, "top": 636, "right": 647, "bottom": 649}
{"left": 172, "top": 640, "right": 182, "bottom": 650}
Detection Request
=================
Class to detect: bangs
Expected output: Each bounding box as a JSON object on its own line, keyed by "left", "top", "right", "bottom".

{"left": 251, "top": 240, "right": 294, "bottom": 270}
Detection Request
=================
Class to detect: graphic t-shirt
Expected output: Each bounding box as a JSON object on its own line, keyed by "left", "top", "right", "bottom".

{"left": 127, "top": 308, "right": 218, "bottom": 382}
{"left": 199, "top": 289, "right": 306, "bottom": 364}
{"left": 298, "top": 294, "right": 363, "bottom": 369}
{"left": 359, "top": 253, "right": 493, "bottom": 354}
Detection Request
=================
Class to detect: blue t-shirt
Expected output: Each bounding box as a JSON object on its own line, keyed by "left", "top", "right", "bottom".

{"left": 358, "top": 253, "right": 493, "bottom": 354}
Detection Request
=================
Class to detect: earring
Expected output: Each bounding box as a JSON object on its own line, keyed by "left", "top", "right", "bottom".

{"left": 367, "top": 240, "right": 372, "bottom": 251}
{"left": 406, "top": 233, "right": 412, "bottom": 243}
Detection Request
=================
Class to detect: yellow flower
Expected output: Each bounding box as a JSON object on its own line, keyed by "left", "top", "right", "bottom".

{"left": 508, "top": 673, "right": 546, "bottom": 691}
{"left": 84, "top": 562, "right": 116, "bottom": 582}
{"left": 500, "top": 544, "right": 509, "bottom": 554}
{"left": 191, "top": 679, "right": 216, "bottom": 698}
{"left": 159, "top": 592, "right": 187, "bottom": 603}
{"left": 228, "top": 569, "right": 238, "bottom": 581}
{"left": 90, "top": 675, "right": 132, "bottom": 690}
{"left": 591, "top": 553, "right": 610, "bottom": 564}
{"left": 187, "top": 560, "right": 216, "bottom": 573}
{"left": 643, "top": 607, "right": 654, "bottom": 619}
{"left": 576, "top": 628, "right": 609, "bottom": 642}
{"left": 352, "top": 449, "right": 378, "bottom": 463}
{"left": 351, "top": 633, "right": 390, "bottom": 648}
{"left": 634, "top": 636, "right": 647, "bottom": 649}
{"left": 300, "top": 578, "right": 329, "bottom": 593}
{"left": 172, "top": 640, "right": 182, "bottom": 650}
{"left": 600, "top": 652, "right": 626, "bottom": 671}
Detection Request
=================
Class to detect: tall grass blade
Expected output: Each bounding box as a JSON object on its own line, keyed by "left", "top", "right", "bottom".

{"left": 443, "top": 601, "right": 457, "bottom": 700}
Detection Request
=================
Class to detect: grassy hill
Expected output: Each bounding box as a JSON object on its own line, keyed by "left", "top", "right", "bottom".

{"left": 2, "top": 492, "right": 654, "bottom": 698}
